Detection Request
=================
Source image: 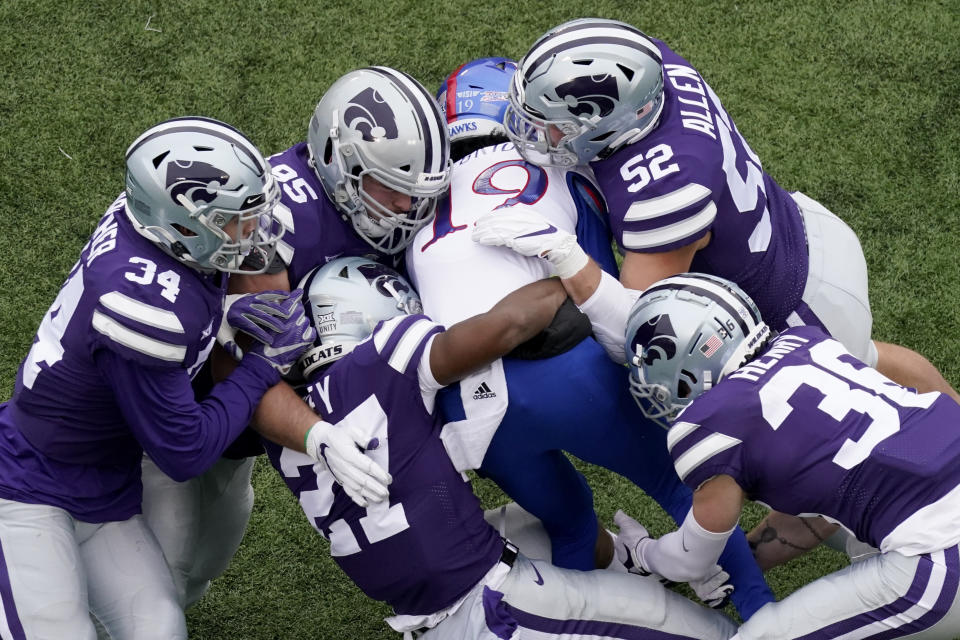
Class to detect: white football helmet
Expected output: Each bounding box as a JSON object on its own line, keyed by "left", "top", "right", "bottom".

{"left": 505, "top": 18, "right": 665, "bottom": 167}
{"left": 625, "top": 273, "right": 772, "bottom": 427}
{"left": 297, "top": 256, "right": 423, "bottom": 377}
{"left": 124, "top": 116, "right": 282, "bottom": 273}
{"left": 307, "top": 67, "right": 451, "bottom": 255}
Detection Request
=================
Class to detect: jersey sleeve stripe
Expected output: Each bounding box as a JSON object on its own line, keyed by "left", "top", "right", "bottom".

{"left": 373, "top": 316, "right": 408, "bottom": 353}
{"left": 98, "top": 292, "right": 184, "bottom": 333}
{"left": 666, "top": 420, "right": 701, "bottom": 453}
{"left": 92, "top": 310, "right": 187, "bottom": 362}
{"left": 623, "top": 183, "right": 711, "bottom": 222}
{"left": 674, "top": 432, "right": 742, "bottom": 482}
{"left": 387, "top": 318, "right": 440, "bottom": 374}
{"left": 273, "top": 203, "right": 296, "bottom": 266}
{"left": 622, "top": 200, "right": 716, "bottom": 250}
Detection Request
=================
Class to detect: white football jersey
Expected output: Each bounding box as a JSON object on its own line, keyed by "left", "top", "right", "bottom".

{"left": 406, "top": 142, "right": 586, "bottom": 326}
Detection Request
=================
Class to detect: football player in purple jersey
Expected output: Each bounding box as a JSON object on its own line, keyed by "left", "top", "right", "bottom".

{"left": 140, "top": 67, "right": 452, "bottom": 611}
{"left": 470, "top": 213, "right": 960, "bottom": 636}
{"left": 503, "top": 16, "right": 958, "bottom": 568}
{"left": 261, "top": 256, "right": 737, "bottom": 640}
{"left": 609, "top": 274, "right": 960, "bottom": 639}
{"left": 0, "top": 117, "right": 319, "bottom": 640}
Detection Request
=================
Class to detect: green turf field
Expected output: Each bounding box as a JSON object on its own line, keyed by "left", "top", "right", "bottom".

{"left": 2, "top": 1, "right": 958, "bottom": 638}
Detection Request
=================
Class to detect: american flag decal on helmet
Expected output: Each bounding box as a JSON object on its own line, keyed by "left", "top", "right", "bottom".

{"left": 700, "top": 334, "right": 723, "bottom": 358}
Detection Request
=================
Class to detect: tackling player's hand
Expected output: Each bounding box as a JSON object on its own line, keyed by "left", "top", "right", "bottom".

{"left": 471, "top": 210, "right": 588, "bottom": 279}
{"left": 305, "top": 420, "right": 392, "bottom": 508}
{"left": 613, "top": 509, "right": 657, "bottom": 577}
{"left": 225, "top": 289, "right": 316, "bottom": 374}
{"left": 689, "top": 564, "right": 734, "bottom": 609}
{"left": 615, "top": 510, "right": 735, "bottom": 608}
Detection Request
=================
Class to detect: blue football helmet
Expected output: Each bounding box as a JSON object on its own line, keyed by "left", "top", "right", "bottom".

{"left": 625, "top": 273, "right": 772, "bottom": 427}
{"left": 437, "top": 57, "right": 518, "bottom": 149}
{"left": 296, "top": 256, "right": 423, "bottom": 377}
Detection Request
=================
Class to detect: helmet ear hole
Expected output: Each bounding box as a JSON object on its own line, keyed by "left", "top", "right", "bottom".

{"left": 323, "top": 138, "right": 334, "bottom": 165}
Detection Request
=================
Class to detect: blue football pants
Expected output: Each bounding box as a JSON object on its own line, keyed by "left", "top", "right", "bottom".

{"left": 440, "top": 337, "right": 773, "bottom": 620}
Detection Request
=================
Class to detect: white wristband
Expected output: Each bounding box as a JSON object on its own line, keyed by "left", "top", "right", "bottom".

{"left": 550, "top": 237, "right": 590, "bottom": 280}
{"left": 304, "top": 420, "right": 328, "bottom": 462}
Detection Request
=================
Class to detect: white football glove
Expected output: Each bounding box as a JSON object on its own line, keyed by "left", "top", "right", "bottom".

{"left": 472, "top": 210, "right": 589, "bottom": 279}
{"left": 613, "top": 510, "right": 733, "bottom": 609}
{"left": 613, "top": 509, "right": 656, "bottom": 576}
{"left": 689, "top": 564, "right": 734, "bottom": 609}
{"left": 305, "top": 420, "right": 392, "bottom": 508}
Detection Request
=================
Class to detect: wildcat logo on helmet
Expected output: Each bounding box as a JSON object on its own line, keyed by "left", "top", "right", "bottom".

{"left": 165, "top": 160, "right": 230, "bottom": 207}
{"left": 343, "top": 87, "right": 399, "bottom": 141}
{"left": 357, "top": 262, "right": 407, "bottom": 292}
{"left": 554, "top": 75, "right": 619, "bottom": 118}
{"left": 355, "top": 262, "right": 424, "bottom": 314}
{"left": 629, "top": 314, "right": 677, "bottom": 366}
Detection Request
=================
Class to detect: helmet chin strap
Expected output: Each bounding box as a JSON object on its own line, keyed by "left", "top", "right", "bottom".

{"left": 299, "top": 340, "right": 357, "bottom": 378}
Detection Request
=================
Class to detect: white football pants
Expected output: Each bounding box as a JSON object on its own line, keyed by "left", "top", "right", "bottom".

{"left": 790, "top": 191, "right": 878, "bottom": 367}
{"left": 420, "top": 552, "right": 736, "bottom": 639}
{"left": 735, "top": 545, "right": 960, "bottom": 639}
{"left": 0, "top": 498, "right": 185, "bottom": 640}
{"left": 140, "top": 454, "right": 254, "bottom": 609}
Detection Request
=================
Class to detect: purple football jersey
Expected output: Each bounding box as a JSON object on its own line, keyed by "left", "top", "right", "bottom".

{"left": 591, "top": 40, "right": 808, "bottom": 330}
{"left": 263, "top": 314, "right": 504, "bottom": 615}
{"left": 0, "top": 195, "right": 277, "bottom": 522}
{"left": 668, "top": 326, "right": 960, "bottom": 551}
{"left": 268, "top": 143, "right": 383, "bottom": 287}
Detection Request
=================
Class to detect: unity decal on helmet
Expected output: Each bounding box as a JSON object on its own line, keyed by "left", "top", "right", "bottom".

{"left": 554, "top": 75, "right": 620, "bottom": 118}
{"left": 343, "top": 87, "right": 400, "bottom": 141}
{"left": 165, "top": 159, "right": 231, "bottom": 208}
{"left": 631, "top": 314, "right": 678, "bottom": 366}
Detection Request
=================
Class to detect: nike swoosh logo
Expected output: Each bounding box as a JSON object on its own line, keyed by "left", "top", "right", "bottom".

{"left": 531, "top": 562, "right": 544, "bottom": 586}
{"left": 682, "top": 531, "right": 690, "bottom": 553}
{"left": 516, "top": 224, "right": 557, "bottom": 239}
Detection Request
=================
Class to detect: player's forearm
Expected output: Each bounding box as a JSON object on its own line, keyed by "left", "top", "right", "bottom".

{"left": 490, "top": 278, "right": 567, "bottom": 348}
{"left": 430, "top": 278, "right": 567, "bottom": 385}
{"left": 559, "top": 258, "right": 603, "bottom": 305}
{"left": 107, "top": 352, "right": 280, "bottom": 481}
{"left": 746, "top": 513, "right": 840, "bottom": 571}
{"left": 249, "top": 381, "right": 321, "bottom": 453}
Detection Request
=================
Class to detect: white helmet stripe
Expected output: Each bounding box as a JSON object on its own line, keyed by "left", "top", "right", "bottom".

{"left": 527, "top": 18, "right": 657, "bottom": 55}
{"left": 368, "top": 66, "right": 448, "bottom": 175}
{"left": 523, "top": 29, "right": 661, "bottom": 82}
{"left": 125, "top": 117, "right": 266, "bottom": 174}
{"left": 644, "top": 274, "right": 763, "bottom": 333}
